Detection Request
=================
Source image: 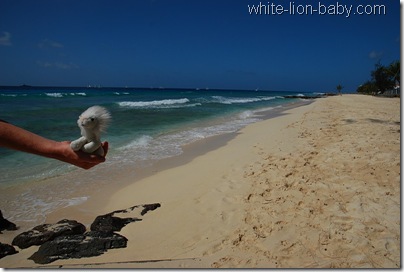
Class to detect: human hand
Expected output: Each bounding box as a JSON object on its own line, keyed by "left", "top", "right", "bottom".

{"left": 57, "top": 141, "right": 109, "bottom": 169}
{"left": 0, "top": 121, "right": 109, "bottom": 169}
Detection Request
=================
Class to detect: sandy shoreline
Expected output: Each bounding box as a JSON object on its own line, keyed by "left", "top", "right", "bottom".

{"left": 0, "top": 94, "right": 400, "bottom": 268}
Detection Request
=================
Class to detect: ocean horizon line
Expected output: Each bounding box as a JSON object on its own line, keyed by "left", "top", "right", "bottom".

{"left": 0, "top": 84, "right": 314, "bottom": 94}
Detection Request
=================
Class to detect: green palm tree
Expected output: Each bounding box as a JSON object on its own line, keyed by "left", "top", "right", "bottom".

{"left": 388, "top": 60, "right": 400, "bottom": 85}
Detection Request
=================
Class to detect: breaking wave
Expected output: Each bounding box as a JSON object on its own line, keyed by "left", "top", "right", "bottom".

{"left": 211, "top": 96, "right": 276, "bottom": 104}
{"left": 117, "top": 98, "right": 192, "bottom": 108}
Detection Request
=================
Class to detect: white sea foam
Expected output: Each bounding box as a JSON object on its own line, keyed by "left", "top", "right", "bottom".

{"left": 45, "top": 92, "right": 64, "bottom": 98}
{"left": 69, "top": 92, "right": 87, "bottom": 96}
{"left": 45, "top": 92, "right": 88, "bottom": 97}
{"left": 113, "top": 109, "right": 262, "bottom": 168}
{"left": 253, "top": 106, "right": 283, "bottom": 114}
{"left": 117, "top": 135, "right": 154, "bottom": 151}
{"left": 212, "top": 96, "right": 275, "bottom": 104}
{"left": 118, "top": 98, "right": 190, "bottom": 108}
{"left": 238, "top": 110, "right": 255, "bottom": 119}
{"left": 7, "top": 193, "right": 88, "bottom": 225}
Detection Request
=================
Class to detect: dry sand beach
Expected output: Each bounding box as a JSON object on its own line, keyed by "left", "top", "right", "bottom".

{"left": 0, "top": 94, "right": 400, "bottom": 268}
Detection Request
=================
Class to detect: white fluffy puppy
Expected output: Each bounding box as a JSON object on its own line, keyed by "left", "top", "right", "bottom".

{"left": 70, "top": 106, "right": 111, "bottom": 156}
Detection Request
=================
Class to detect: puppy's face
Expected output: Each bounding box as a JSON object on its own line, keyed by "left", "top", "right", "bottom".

{"left": 78, "top": 115, "right": 98, "bottom": 129}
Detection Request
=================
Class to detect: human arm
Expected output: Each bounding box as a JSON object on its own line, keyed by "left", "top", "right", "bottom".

{"left": 0, "top": 121, "right": 108, "bottom": 169}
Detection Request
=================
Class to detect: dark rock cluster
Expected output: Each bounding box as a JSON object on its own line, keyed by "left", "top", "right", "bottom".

{"left": 12, "top": 219, "right": 86, "bottom": 249}
{"left": 0, "top": 210, "right": 17, "bottom": 233}
{"left": 0, "top": 242, "right": 18, "bottom": 259}
{"left": 0, "top": 210, "right": 19, "bottom": 259}
{"left": 29, "top": 231, "right": 128, "bottom": 264}
{"left": 0, "top": 203, "right": 161, "bottom": 264}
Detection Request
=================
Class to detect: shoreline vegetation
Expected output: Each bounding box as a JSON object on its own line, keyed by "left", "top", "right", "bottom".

{"left": 0, "top": 94, "right": 400, "bottom": 268}
{"left": 356, "top": 60, "right": 400, "bottom": 97}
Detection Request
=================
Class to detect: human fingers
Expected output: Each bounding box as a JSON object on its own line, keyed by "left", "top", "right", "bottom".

{"left": 101, "top": 141, "right": 109, "bottom": 157}
{"left": 60, "top": 141, "right": 104, "bottom": 168}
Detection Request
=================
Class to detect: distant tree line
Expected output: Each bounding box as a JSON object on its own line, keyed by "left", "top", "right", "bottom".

{"left": 357, "top": 60, "right": 400, "bottom": 95}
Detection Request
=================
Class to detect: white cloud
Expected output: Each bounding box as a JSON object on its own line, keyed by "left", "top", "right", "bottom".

{"left": 0, "top": 32, "right": 12, "bottom": 46}
{"left": 369, "top": 50, "right": 384, "bottom": 59}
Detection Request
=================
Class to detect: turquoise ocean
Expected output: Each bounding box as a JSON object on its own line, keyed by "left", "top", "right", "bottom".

{"left": 0, "top": 86, "right": 318, "bottom": 226}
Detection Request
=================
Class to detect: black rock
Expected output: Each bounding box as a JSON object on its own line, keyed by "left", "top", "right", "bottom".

{"left": 141, "top": 203, "right": 161, "bottom": 216}
{"left": 29, "top": 231, "right": 127, "bottom": 264}
{"left": 0, "top": 242, "right": 18, "bottom": 259}
{"left": 12, "top": 203, "right": 161, "bottom": 264}
{"left": 0, "top": 210, "right": 17, "bottom": 232}
{"left": 90, "top": 203, "right": 161, "bottom": 233}
{"left": 91, "top": 214, "right": 141, "bottom": 233}
{"left": 12, "top": 219, "right": 86, "bottom": 249}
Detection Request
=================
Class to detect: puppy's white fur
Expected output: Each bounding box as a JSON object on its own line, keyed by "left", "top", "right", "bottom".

{"left": 70, "top": 106, "right": 111, "bottom": 156}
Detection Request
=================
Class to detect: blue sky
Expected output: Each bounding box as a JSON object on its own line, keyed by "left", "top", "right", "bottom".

{"left": 0, "top": 0, "right": 400, "bottom": 92}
